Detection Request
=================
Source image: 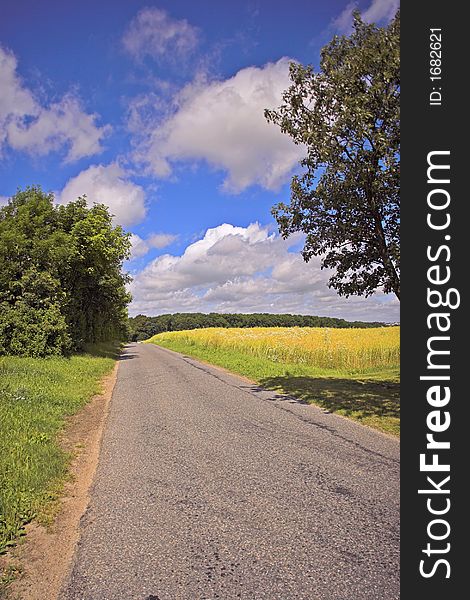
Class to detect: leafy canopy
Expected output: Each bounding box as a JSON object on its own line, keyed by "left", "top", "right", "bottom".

{"left": 0, "top": 186, "right": 132, "bottom": 356}
{"left": 265, "top": 11, "right": 400, "bottom": 299}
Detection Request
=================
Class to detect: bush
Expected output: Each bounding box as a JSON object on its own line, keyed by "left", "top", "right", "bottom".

{"left": 0, "top": 302, "right": 71, "bottom": 357}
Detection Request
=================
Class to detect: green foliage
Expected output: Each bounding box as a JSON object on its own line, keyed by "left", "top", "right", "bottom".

{"left": 0, "top": 301, "right": 70, "bottom": 358}
{"left": 265, "top": 11, "right": 400, "bottom": 299}
{"left": 0, "top": 187, "right": 131, "bottom": 356}
{"left": 0, "top": 267, "right": 71, "bottom": 357}
{"left": 0, "top": 348, "right": 115, "bottom": 554}
{"left": 128, "top": 312, "right": 388, "bottom": 341}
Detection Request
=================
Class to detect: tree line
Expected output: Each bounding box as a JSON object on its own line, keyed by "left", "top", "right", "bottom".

{"left": 128, "top": 312, "right": 387, "bottom": 342}
{"left": 0, "top": 187, "right": 131, "bottom": 357}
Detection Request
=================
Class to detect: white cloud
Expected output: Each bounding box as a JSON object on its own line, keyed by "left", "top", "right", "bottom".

{"left": 122, "top": 7, "right": 199, "bottom": 62}
{"left": 130, "top": 234, "right": 150, "bottom": 259}
{"left": 129, "top": 222, "right": 399, "bottom": 322}
{"left": 57, "top": 163, "right": 146, "bottom": 227}
{"left": 7, "top": 95, "right": 110, "bottom": 163}
{"left": 130, "top": 232, "right": 178, "bottom": 259}
{"left": 0, "top": 46, "right": 110, "bottom": 161}
{"left": 333, "top": 2, "right": 358, "bottom": 32}
{"left": 0, "top": 195, "right": 10, "bottom": 207}
{"left": 363, "top": 0, "right": 400, "bottom": 22}
{"left": 147, "top": 233, "right": 178, "bottom": 248}
{"left": 131, "top": 58, "right": 305, "bottom": 192}
{"left": 333, "top": 0, "right": 399, "bottom": 33}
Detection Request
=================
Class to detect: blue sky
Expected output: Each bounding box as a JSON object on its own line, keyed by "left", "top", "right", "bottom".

{"left": 0, "top": 0, "right": 400, "bottom": 321}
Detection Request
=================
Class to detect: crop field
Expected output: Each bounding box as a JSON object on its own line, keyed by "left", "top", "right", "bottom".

{"left": 146, "top": 326, "right": 400, "bottom": 435}
{"left": 147, "top": 326, "right": 399, "bottom": 371}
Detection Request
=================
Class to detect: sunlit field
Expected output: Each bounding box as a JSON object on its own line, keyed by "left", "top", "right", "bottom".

{"left": 146, "top": 327, "right": 400, "bottom": 436}
{"left": 147, "top": 326, "right": 399, "bottom": 371}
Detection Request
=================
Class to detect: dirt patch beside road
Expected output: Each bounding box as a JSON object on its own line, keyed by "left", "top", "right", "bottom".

{"left": 1, "top": 363, "right": 118, "bottom": 600}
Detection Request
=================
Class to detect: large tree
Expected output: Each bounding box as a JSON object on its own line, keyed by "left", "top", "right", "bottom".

{"left": 265, "top": 11, "right": 400, "bottom": 299}
{"left": 0, "top": 187, "right": 131, "bottom": 356}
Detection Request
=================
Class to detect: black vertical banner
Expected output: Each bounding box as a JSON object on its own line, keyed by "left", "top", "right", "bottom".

{"left": 401, "top": 2, "right": 465, "bottom": 598}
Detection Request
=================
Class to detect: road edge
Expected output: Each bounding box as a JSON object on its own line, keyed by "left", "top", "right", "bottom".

{"left": 3, "top": 361, "right": 119, "bottom": 600}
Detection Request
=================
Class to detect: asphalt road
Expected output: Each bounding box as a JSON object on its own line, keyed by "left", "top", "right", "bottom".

{"left": 60, "top": 343, "right": 399, "bottom": 600}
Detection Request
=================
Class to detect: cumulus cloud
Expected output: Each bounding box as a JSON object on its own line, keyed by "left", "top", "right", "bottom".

{"left": 122, "top": 7, "right": 199, "bottom": 62}
{"left": 147, "top": 233, "right": 179, "bottom": 248}
{"left": 130, "top": 232, "right": 178, "bottom": 259}
{"left": 129, "top": 222, "right": 399, "bottom": 322}
{"left": 0, "top": 195, "right": 10, "bottom": 207}
{"left": 363, "top": 0, "right": 400, "bottom": 22}
{"left": 130, "top": 234, "right": 150, "bottom": 259}
{"left": 333, "top": 0, "right": 399, "bottom": 33}
{"left": 0, "top": 46, "right": 110, "bottom": 161}
{"left": 57, "top": 163, "right": 146, "bottom": 227}
{"left": 131, "top": 58, "right": 305, "bottom": 192}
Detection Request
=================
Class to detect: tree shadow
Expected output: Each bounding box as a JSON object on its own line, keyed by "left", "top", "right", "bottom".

{"left": 117, "top": 352, "right": 138, "bottom": 361}
{"left": 258, "top": 375, "right": 400, "bottom": 420}
{"left": 82, "top": 342, "right": 123, "bottom": 360}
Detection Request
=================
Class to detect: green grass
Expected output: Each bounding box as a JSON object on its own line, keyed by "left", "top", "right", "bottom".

{"left": 149, "top": 338, "right": 400, "bottom": 437}
{"left": 0, "top": 342, "right": 118, "bottom": 555}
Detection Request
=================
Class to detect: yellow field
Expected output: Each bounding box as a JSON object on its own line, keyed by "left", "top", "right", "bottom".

{"left": 147, "top": 326, "right": 400, "bottom": 371}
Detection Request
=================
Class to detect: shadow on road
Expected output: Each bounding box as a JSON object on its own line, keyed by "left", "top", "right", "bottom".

{"left": 81, "top": 343, "right": 139, "bottom": 361}
{"left": 117, "top": 353, "right": 138, "bottom": 361}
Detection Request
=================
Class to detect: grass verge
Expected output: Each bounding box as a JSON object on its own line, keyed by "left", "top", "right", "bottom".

{"left": 148, "top": 339, "right": 400, "bottom": 436}
{"left": 0, "top": 342, "right": 119, "bottom": 556}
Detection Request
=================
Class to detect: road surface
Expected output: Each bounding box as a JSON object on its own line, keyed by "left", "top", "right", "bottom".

{"left": 60, "top": 342, "right": 399, "bottom": 600}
